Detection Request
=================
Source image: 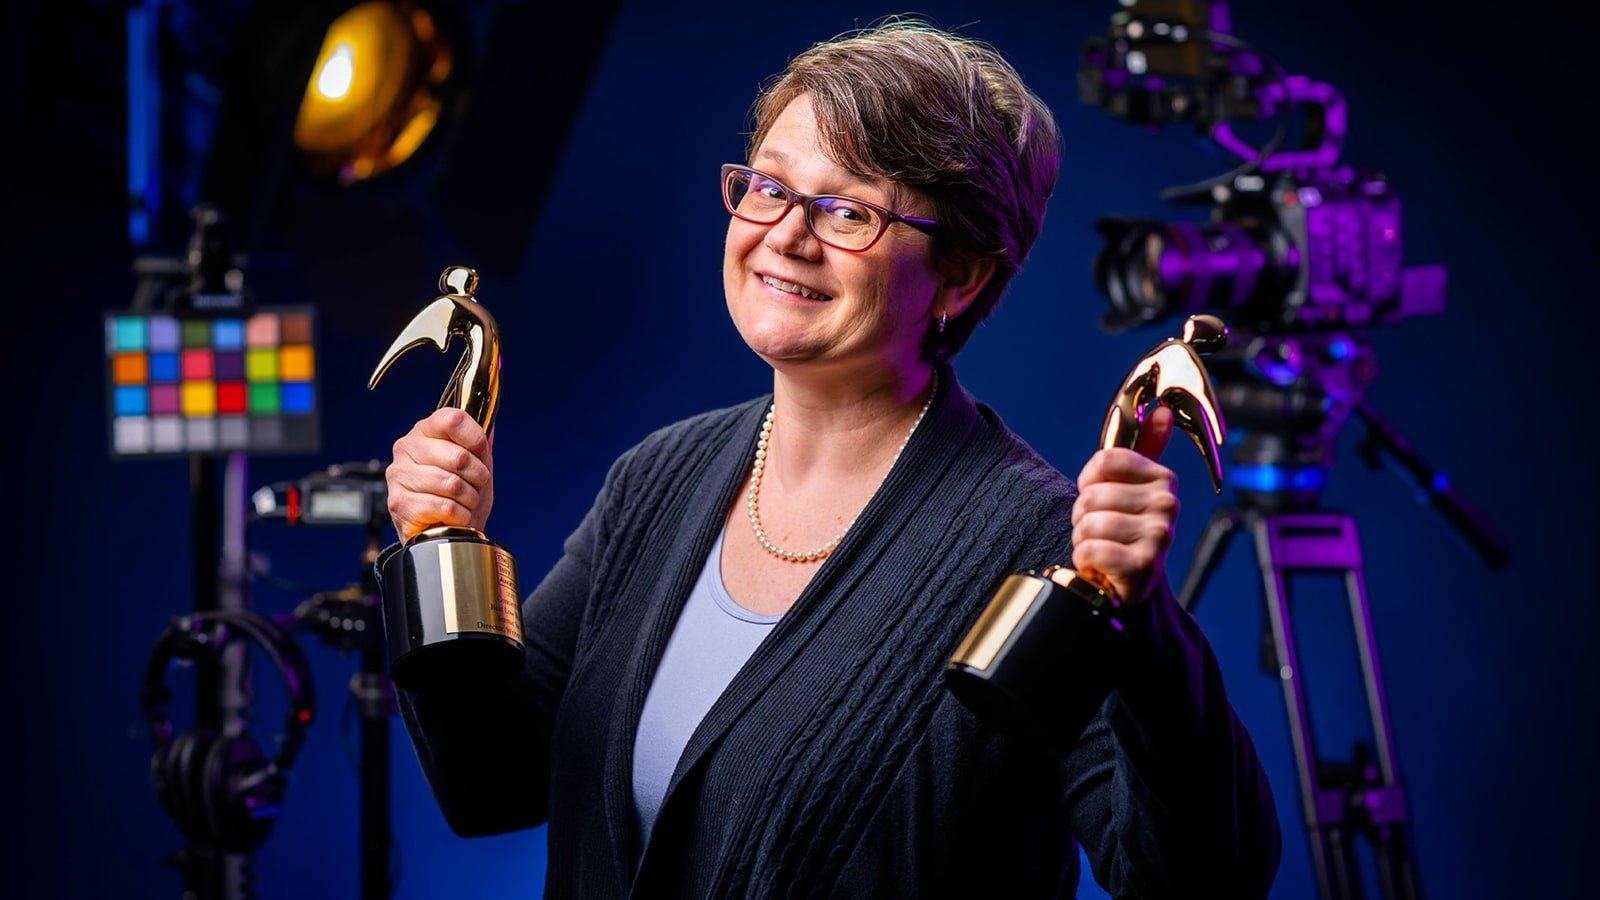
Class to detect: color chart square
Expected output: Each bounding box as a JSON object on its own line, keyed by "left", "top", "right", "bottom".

{"left": 181, "top": 349, "right": 214, "bottom": 380}
{"left": 279, "top": 345, "right": 313, "bottom": 381}
{"left": 114, "top": 417, "right": 151, "bottom": 454}
{"left": 219, "top": 416, "right": 249, "bottom": 449}
{"left": 151, "top": 416, "right": 184, "bottom": 452}
{"left": 215, "top": 351, "right": 244, "bottom": 380}
{"left": 106, "top": 307, "right": 318, "bottom": 457}
{"left": 181, "top": 381, "right": 216, "bottom": 417}
{"left": 148, "top": 317, "right": 179, "bottom": 351}
{"left": 281, "top": 312, "right": 313, "bottom": 343}
{"left": 111, "top": 317, "right": 146, "bottom": 351}
{"left": 246, "top": 348, "right": 277, "bottom": 381}
{"left": 181, "top": 319, "right": 212, "bottom": 348}
{"left": 149, "top": 352, "right": 179, "bottom": 382}
{"left": 281, "top": 415, "right": 317, "bottom": 449}
{"left": 280, "top": 382, "right": 313, "bottom": 414}
{"left": 246, "top": 314, "right": 279, "bottom": 347}
{"left": 150, "top": 384, "right": 179, "bottom": 415}
{"left": 113, "top": 352, "right": 147, "bottom": 385}
{"left": 251, "top": 416, "right": 283, "bottom": 446}
{"left": 217, "top": 382, "right": 246, "bottom": 415}
{"left": 185, "top": 418, "right": 218, "bottom": 452}
{"left": 213, "top": 319, "right": 244, "bottom": 350}
{"left": 249, "top": 383, "right": 279, "bottom": 414}
{"left": 113, "top": 386, "right": 147, "bottom": 416}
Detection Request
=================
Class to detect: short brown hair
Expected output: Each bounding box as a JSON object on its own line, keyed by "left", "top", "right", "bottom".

{"left": 748, "top": 20, "right": 1062, "bottom": 361}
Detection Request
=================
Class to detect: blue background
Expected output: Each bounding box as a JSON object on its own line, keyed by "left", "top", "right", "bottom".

{"left": 8, "top": 0, "right": 1595, "bottom": 896}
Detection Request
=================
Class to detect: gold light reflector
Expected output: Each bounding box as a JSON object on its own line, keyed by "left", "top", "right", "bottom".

{"left": 293, "top": 2, "right": 452, "bottom": 183}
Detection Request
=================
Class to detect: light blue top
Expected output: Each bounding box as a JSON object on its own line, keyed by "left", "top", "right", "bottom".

{"left": 632, "top": 524, "right": 781, "bottom": 844}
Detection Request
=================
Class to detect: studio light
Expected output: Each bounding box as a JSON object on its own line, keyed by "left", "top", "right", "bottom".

{"left": 292, "top": 1, "right": 453, "bottom": 184}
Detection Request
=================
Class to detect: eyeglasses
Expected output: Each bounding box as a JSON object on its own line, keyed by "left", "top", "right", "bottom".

{"left": 720, "top": 164, "right": 939, "bottom": 252}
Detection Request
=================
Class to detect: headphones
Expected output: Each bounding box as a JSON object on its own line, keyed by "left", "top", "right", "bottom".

{"left": 141, "top": 609, "right": 316, "bottom": 853}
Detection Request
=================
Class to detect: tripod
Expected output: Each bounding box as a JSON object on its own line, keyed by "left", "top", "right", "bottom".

{"left": 1175, "top": 338, "right": 1508, "bottom": 900}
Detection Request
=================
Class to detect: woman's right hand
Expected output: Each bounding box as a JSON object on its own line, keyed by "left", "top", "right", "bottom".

{"left": 386, "top": 408, "right": 494, "bottom": 542}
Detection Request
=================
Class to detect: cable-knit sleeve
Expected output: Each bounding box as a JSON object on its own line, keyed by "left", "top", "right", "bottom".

{"left": 391, "top": 448, "right": 631, "bottom": 837}
{"left": 1060, "top": 577, "right": 1282, "bottom": 898}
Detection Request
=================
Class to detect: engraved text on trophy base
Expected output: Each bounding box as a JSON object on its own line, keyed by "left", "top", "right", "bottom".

{"left": 435, "top": 540, "right": 521, "bottom": 641}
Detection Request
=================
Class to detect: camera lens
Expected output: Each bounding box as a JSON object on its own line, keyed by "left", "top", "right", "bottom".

{"left": 1093, "top": 216, "right": 1296, "bottom": 330}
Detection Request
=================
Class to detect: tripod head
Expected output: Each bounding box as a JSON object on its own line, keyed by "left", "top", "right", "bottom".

{"left": 1204, "top": 330, "right": 1371, "bottom": 513}
{"left": 1198, "top": 329, "right": 1507, "bottom": 566}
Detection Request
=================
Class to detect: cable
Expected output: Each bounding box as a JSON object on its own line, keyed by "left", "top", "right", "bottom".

{"left": 1153, "top": 29, "right": 1293, "bottom": 202}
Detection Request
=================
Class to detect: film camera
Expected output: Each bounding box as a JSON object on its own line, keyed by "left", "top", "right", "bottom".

{"left": 1077, "top": 0, "right": 1451, "bottom": 497}
{"left": 1079, "top": 0, "right": 1445, "bottom": 338}
{"left": 1075, "top": 8, "right": 1508, "bottom": 898}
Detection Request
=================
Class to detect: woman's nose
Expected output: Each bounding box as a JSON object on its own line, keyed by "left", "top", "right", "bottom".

{"left": 763, "top": 203, "right": 821, "bottom": 258}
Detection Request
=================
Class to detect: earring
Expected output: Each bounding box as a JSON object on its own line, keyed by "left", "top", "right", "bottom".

{"left": 938, "top": 310, "right": 948, "bottom": 334}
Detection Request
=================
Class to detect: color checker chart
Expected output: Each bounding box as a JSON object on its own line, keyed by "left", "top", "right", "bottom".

{"left": 105, "top": 307, "right": 320, "bottom": 457}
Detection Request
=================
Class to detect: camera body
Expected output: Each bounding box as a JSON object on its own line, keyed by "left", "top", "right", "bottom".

{"left": 1094, "top": 167, "right": 1445, "bottom": 335}
{"left": 1081, "top": 0, "right": 1445, "bottom": 340}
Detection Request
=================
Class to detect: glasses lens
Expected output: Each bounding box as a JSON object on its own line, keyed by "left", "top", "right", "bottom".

{"left": 725, "top": 168, "right": 790, "bottom": 223}
{"left": 808, "top": 196, "right": 883, "bottom": 250}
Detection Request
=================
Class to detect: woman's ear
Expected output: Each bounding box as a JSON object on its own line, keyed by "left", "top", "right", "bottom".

{"left": 934, "top": 253, "right": 995, "bottom": 323}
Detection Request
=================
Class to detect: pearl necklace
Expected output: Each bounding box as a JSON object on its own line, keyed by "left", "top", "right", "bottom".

{"left": 746, "top": 370, "right": 938, "bottom": 563}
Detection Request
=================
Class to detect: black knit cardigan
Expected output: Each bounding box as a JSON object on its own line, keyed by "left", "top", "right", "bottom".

{"left": 398, "top": 366, "right": 1280, "bottom": 898}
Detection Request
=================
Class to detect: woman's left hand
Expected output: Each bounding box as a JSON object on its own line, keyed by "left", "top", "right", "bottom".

{"left": 1070, "top": 406, "right": 1180, "bottom": 604}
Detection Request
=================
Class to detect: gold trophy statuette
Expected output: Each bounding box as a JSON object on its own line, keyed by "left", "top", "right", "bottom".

{"left": 945, "top": 315, "right": 1228, "bottom": 748}
{"left": 370, "top": 266, "right": 523, "bottom": 692}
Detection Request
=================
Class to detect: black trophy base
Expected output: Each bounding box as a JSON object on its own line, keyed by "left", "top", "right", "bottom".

{"left": 945, "top": 570, "right": 1125, "bottom": 751}
{"left": 378, "top": 526, "right": 524, "bottom": 693}
{"left": 390, "top": 632, "right": 525, "bottom": 694}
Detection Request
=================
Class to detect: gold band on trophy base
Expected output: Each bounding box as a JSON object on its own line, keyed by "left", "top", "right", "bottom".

{"left": 377, "top": 526, "right": 523, "bottom": 691}
{"left": 945, "top": 569, "right": 1123, "bottom": 747}
{"left": 370, "top": 268, "right": 525, "bottom": 692}
{"left": 946, "top": 315, "right": 1228, "bottom": 748}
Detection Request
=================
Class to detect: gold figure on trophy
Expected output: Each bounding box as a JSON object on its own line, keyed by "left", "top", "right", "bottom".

{"left": 370, "top": 267, "right": 524, "bottom": 691}
{"left": 945, "top": 314, "right": 1228, "bottom": 747}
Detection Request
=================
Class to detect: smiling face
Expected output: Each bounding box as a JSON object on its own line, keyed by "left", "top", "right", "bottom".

{"left": 723, "top": 95, "right": 945, "bottom": 380}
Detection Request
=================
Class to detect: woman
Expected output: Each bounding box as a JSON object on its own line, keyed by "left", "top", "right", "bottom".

{"left": 386, "top": 22, "right": 1279, "bottom": 899}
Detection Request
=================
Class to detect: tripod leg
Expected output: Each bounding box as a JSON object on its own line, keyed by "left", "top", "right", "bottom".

{"left": 1254, "top": 513, "right": 1425, "bottom": 900}
{"left": 1253, "top": 515, "right": 1337, "bottom": 897}
{"left": 1373, "top": 824, "right": 1422, "bottom": 900}
{"left": 1342, "top": 564, "right": 1423, "bottom": 900}
{"left": 1176, "top": 508, "right": 1242, "bottom": 611}
{"left": 1325, "top": 827, "right": 1364, "bottom": 900}
{"left": 1256, "top": 513, "right": 1390, "bottom": 900}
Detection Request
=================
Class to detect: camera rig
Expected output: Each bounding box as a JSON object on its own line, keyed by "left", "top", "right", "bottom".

{"left": 1077, "top": 4, "right": 1509, "bottom": 899}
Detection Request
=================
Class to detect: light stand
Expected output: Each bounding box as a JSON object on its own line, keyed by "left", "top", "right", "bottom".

{"left": 171, "top": 453, "right": 256, "bottom": 900}
{"left": 355, "top": 524, "right": 395, "bottom": 900}
{"left": 129, "top": 208, "right": 261, "bottom": 900}
{"left": 258, "top": 461, "right": 398, "bottom": 899}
